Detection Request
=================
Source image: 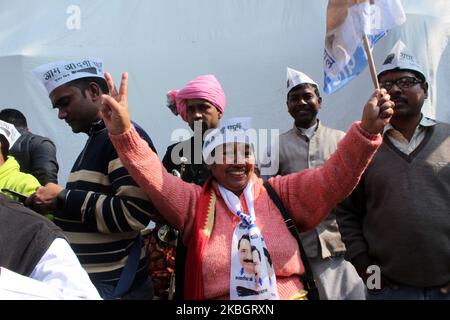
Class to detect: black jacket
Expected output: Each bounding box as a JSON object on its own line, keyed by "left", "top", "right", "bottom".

{"left": 162, "top": 137, "right": 210, "bottom": 186}
{"left": 10, "top": 129, "right": 59, "bottom": 185}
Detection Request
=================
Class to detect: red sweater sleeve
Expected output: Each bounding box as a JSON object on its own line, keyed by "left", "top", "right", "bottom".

{"left": 268, "top": 122, "right": 381, "bottom": 232}
{"left": 109, "top": 126, "right": 201, "bottom": 242}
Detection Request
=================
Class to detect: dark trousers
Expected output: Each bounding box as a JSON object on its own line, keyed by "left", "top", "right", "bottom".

{"left": 93, "top": 277, "right": 154, "bottom": 300}
{"left": 367, "top": 285, "right": 450, "bottom": 300}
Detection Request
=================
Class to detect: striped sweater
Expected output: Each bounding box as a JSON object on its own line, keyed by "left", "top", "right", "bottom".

{"left": 55, "top": 120, "right": 158, "bottom": 288}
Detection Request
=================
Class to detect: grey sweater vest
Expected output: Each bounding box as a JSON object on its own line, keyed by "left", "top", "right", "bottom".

{"left": 363, "top": 122, "right": 450, "bottom": 287}
{"left": 0, "top": 194, "right": 66, "bottom": 276}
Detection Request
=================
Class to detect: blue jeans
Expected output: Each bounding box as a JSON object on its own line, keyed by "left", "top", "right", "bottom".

{"left": 93, "top": 277, "right": 154, "bottom": 300}
{"left": 367, "top": 285, "right": 450, "bottom": 300}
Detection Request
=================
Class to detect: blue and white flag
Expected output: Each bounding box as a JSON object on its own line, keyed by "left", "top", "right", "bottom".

{"left": 323, "top": 0, "right": 406, "bottom": 94}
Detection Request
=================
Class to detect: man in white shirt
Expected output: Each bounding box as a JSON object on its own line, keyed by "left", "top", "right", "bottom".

{"left": 0, "top": 193, "right": 101, "bottom": 299}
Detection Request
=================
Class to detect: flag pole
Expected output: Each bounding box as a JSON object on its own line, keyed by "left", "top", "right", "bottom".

{"left": 363, "top": 34, "right": 380, "bottom": 89}
{"left": 355, "top": 0, "right": 380, "bottom": 90}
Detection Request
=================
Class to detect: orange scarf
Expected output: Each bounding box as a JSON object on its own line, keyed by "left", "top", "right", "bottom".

{"left": 184, "top": 177, "right": 216, "bottom": 300}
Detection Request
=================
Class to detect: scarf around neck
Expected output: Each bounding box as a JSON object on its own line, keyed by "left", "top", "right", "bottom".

{"left": 184, "top": 177, "right": 279, "bottom": 300}
{"left": 219, "top": 182, "right": 278, "bottom": 300}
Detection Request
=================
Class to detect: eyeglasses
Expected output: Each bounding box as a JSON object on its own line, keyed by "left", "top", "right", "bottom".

{"left": 379, "top": 76, "right": 423, "bottom": 91}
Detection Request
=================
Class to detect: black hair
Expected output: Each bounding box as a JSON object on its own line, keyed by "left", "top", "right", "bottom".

{"left": 0, "top": 109, "right": 27, "bottom": 129}
{"left": 67, "top": 77, "right": 109, "bottom": 96}
{"left": 238, "top": 234, "right": 251, "bottom": 249}
{"left": 263, "top": 247, "right": 273, "bottom": 266}
{"left": 0, "top": 134, "right": 9, "bottom": 159}
{"left": 251, "top": 246, "right": 261, "bottom": 262}
{"left": 409, "top": 70, "right": 426, "bottom": 82}
{"left": 288, "top": 83, "right": 321, "bottom": 100}
{"left": 378, "top": 68, "right": 426, "bottom": 83}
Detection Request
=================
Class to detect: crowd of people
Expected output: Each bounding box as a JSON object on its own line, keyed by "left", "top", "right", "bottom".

{"left": 0, "top": 40, "right": 448, "bottom": 300}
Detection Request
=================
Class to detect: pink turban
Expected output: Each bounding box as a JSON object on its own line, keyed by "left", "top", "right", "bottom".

{"left": 166, "top": 75, "right": 226, "bottom": 122}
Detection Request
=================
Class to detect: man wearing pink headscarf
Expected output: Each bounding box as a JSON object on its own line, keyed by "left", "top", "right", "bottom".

{"left": 163, "top": 74, "right": 226, "bottom": 184}
{"left": 159, "top": 74, "right": 226, "bottom": 299}
{"left": 166, "top": 74, "right": 225, "bottom": 133}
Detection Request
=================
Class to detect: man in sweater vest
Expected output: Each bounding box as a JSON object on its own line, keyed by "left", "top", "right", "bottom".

{"left": 264, "top": 68, "right": 365, "bottom": 300}
{"left": 335, "top": 40, "right": 450, "bottom": 300}
{"left": 0, "top": 193, "right": 101, "bottom": 299}
{"left": 27, "top": 59, "right": 160, "bottom": 300}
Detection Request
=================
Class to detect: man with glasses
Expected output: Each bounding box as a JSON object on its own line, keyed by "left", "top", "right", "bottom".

{"left": 335, "top": 41, "right": 450, "bottom": 300}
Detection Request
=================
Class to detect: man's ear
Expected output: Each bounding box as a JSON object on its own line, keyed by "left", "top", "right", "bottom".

{"left": 218, "top": 112, "right": 223, "bottom": 119}
{"left": 318, "top": 96, "right": 323, "bottom": 105}
{"left": 422, "top": 82, "right": 429, "bottom": 99}
{"left": 87, "top": 82, "right": 101, "bottom": 101}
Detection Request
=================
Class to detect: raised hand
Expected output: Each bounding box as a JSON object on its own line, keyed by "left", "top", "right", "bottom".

{"left": 360, "top": 89, "right": 395, "bottom": 134}
{"left": 100, "top": 72, "right": 132, "bottom": 135}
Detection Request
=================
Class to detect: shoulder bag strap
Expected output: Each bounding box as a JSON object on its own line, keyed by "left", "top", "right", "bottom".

{"left": 263, "top": 181, "right": 320, "bottom": 300}
{"left": 113, "top": 235, "right": 143, "bottom": 298}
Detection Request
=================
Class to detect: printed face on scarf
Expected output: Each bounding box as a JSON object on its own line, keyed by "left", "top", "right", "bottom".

{"left": 287, "top": 84, "right": 322, "bottom": 129}
{"left": 238, "top": 235, "right": 255, "bottom": 275}
{"left": 186, "top": 98, "right": 222, "bottom": 133}
{"left": 50, "top": 83, "right": 101, "bottom": 134}
{"left": 208, "top": 142, "right": 255, "bottom": 196}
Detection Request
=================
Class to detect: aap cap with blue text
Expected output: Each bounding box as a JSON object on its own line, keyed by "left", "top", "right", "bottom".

{"left": 202, "top": 117, "right": 255, "bottom": 164}
{"left": 32, "top": 58, "right": 104, "bottom": 95}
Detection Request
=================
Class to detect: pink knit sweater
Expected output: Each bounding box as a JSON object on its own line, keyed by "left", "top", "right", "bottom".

{"left": 109, "top": 122, "right": 381, "bottom": 299}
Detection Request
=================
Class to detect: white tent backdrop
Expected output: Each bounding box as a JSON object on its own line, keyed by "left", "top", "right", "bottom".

{"left": 0, "top": 0, "right": 449, "bottom": 184}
